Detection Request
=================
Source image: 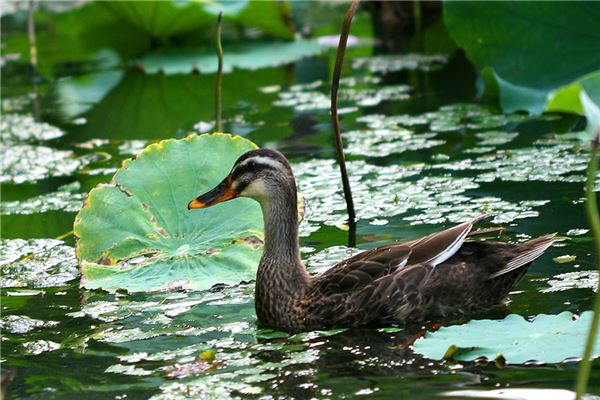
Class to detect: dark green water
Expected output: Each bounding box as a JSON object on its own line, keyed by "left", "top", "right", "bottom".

{"left": 2, "top": 4, "right": 600, "bottom": 400}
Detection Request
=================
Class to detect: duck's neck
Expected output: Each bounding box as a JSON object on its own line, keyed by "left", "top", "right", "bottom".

{"left": 255, "top": 184, "right": 310, "bottom": 326}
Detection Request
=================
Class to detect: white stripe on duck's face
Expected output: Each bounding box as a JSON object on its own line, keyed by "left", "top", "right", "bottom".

{"left": 231, "top": 154, "right": 287, "bottom": 202}
{"left": 235, "top": 156, "right": 284, "bottom": 171}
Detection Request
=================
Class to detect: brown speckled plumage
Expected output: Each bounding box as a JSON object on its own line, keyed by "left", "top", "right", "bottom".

{"left": 190, "top": 149, "right": 555, "bottom": 333}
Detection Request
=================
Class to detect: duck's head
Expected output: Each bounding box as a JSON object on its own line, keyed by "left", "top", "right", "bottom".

{"left": 188, "top": 148, "right": 295, "bottom": 210}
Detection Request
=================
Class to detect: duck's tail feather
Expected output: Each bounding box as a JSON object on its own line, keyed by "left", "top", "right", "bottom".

{"left": 487, "top": 234, "right": 556, "bottom": 280}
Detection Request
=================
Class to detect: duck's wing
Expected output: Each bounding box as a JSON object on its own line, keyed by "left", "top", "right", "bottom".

{"left": 313, "top": 214, "right": 489, "bottom": 293}
{"left": 405, "top": 214, "right": 489, "bottom": 266}
{"left": 304, "top": 262, "right": 435, "bottom": 327}
{"left": 312, "top": 245, "right": 413, "bottom": 296}
{"left": 487, "top": 233, "right": 556, "bottom": 279}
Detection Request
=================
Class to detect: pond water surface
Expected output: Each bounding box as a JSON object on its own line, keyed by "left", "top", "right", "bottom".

{"left": 1, "top": 5, "right": 600, "bottom": 400}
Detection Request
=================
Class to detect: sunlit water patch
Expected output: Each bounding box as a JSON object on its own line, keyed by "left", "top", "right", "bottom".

{"left": 1, "top": 181, "right": 85, "bottom": 215}
{"left": 0, "top": 114, "right": 98, "bottom": 183}
{"left": 343, "top": 128, "right": 444, "bottom": 157}
{"left": 436, "top": 135, "right": 591, "bottom": 184}
{"left": 541, "top": 270, "right": 598, "bottom": 293}
{"left": 0, "top": 113, "right": 65, "bottom": 143}
{"left": 21, "top": 339, "right": 61, "bottom": 355}
{"left": 66, "top": 281, "right": 441, "bottom": 400}
{"left": 352, "top": 53, "right": 448, "bottom": 73}
{"left": 358, "top": 103, "right": 533, "bottom": 133}
{"left": 1, "top": 144, "right": 99, "bottom": 184}
{"left": 304, "top": 245, "right": 361, "bottom": 275}
{"left": 0, "top": 239, "right": 79, "bottom": 287}
{"left": 1, "top": 94, "right": 32, "bottom": 113}
{"left": 293, "top": 159, "right": 548, "bottom": 234}
{"left": 0, "top": 314, "right": 59, "bottom": 334}
{"left": 274, "top": 76, "right": 410, "bottom": 112}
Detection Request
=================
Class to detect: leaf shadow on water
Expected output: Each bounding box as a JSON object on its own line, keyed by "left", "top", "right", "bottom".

{"left": 53, "top": 68, "right": 295, "bottom": 141}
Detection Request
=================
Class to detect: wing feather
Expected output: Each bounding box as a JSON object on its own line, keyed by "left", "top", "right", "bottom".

{"left": 407, "top": 214, "right": 490, "bottom": 266}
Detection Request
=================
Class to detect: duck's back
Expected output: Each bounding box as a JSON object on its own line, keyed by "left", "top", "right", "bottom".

{"left": 422, "top": 235, "right": 555, "bottom": 319}
{"left": 297, "top": 222, "right": 554, "bottom": 331}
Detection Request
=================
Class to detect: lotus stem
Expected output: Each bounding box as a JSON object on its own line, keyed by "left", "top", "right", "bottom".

{"left": 215, "top": 11, "right": 224, "bottom": 132}
{"left": 55, "top": 230, "right": 74, "bottom": 241}
{"left": 28, "top": 0, "right": 37, "bottom": 68}
{"left": 413, "top": 0, "right": 422, "bottom": 35}
{"left": 331, "top": 0, "right": 359, "bottom": 246}
{"left": 575, "top": 127, "right": 600, "bottom": 400}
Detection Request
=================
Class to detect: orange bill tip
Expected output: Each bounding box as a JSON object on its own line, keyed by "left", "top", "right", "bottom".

{"left": 187, "top": 198, "right": 207, "bottom": 209}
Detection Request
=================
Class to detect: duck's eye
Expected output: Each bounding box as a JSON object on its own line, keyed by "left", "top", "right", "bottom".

{"left": 249, "top": 161, "right": 257, "bottom": 168}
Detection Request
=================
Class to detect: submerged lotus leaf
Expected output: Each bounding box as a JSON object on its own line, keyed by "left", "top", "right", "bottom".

{"left": 412, "top": 311, "right": 600, "bottom": 364}
{"left": 74, "top": 133, "right": 263, "bottom": 292}
{"left": 0, "top": 239, "right": 79, "bottom": 288}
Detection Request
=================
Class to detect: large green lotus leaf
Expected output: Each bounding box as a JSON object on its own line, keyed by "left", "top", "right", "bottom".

{"left": 412, "top": 311, "right": 600, "bottom": 364}
{"left": 139, "top": 40, "right": 323, "bottom": 75}
{"left": 74, "top": 133, "right": 263, "bottom": 292}
{"left": 542, "top": 67, "right": 599, "bottom": 115}
{"left": 443, "top": 1, "right": 600, "bottom": 114}
{"left": 580, "top": 73, "right": 600, "bottom": 141}
{"left": 100, "top": 0, "right": 293, "bottom": 39}
{"left": 2, "top": 3, "right": 150, "bottom": 79}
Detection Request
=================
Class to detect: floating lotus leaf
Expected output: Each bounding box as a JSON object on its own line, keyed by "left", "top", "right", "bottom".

{"left": 581, "top": 76, "right": 600, "bottom": 141}
{"left": 412, "top": 311, "right": 600, "bottom": 364}
{"left": 74, "top": 133, "right": 263, "bottom": 292}
{"left": 139, "top": 40, "right": 322, "bottom": 75}
{"left": 101, "top": 0, "right": 294, "bottom": 39}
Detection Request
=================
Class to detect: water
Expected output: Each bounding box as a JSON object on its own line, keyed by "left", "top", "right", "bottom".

{"left": 1, "top": 5, "right": 599, "bottom": 400}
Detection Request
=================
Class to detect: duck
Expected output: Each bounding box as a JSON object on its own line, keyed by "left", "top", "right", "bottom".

{"left": 188, "top": 148, "right": 555, "bottom": 333}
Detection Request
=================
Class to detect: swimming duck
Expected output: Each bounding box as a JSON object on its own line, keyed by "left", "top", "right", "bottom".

{"left": 188, "top": 149, "right": 555, "bottom": 333}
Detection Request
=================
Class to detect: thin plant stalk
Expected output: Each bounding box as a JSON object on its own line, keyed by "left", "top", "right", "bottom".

{"left": 412, "top": 0, "right": 422, "bottom": 36}
{"left": 215, "top": 11, "right": 224, "bottom": 132}
{"left": 28, "top": 0, "right": 37, "bottom": 68}
{"left": 28, "top": 0, "right": 41, "bottom": 120}
{"left": 331, "top": 0, "right": 359, "bottom": 246}
{"left": 575, "top": 128, "right": 600, "bottom": 400}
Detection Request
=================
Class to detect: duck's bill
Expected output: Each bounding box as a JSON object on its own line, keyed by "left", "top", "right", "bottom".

{"left": 188, "top": 177, "right": 238, "bottom": 209}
